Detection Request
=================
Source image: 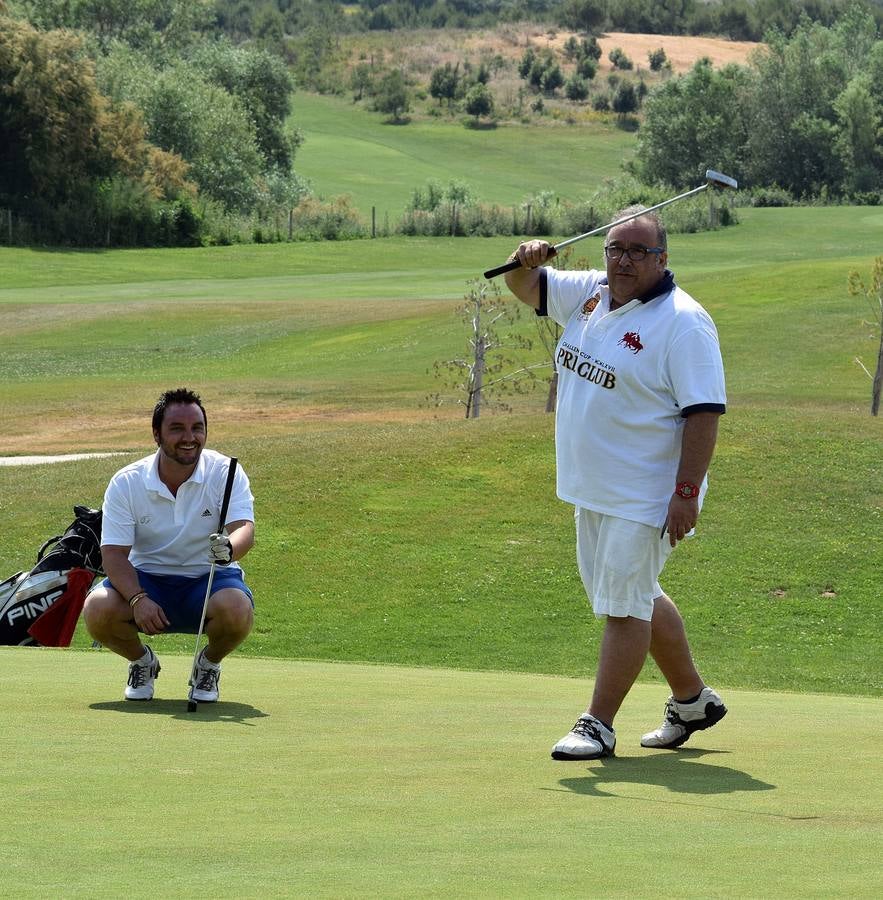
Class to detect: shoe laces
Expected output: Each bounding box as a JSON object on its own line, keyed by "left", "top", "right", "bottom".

{"left": 128, "top": 659, "right": 150, "bottom": 689}
{"left": 194, "top": 663, "right": 220, "bottom": 693}
{"left": 663, "top": 697, "right": 686, "bottom": 727}
{"left": 571, "top": 716, "right": 608, "bottom": 743}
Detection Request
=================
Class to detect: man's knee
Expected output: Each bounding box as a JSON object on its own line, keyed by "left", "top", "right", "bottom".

{"left": 208, "top": 589, "right": 253, "bottom": 634}
{"left": 83, "top": 587, "right": 121, "bottom": 625}
{"left": 82, "top": 587, "right": 131, "bottom": 638}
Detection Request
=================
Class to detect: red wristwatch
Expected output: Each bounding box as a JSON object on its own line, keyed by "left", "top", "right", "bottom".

{"left": 675, "top": 481, "right": 700, "bottom": 499}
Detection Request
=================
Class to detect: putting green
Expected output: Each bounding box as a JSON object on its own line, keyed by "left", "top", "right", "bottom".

{"left": 0, "top": 648, "right": 879, "bottom": 897}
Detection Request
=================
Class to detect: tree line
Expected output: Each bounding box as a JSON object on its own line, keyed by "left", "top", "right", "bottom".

{"left": 633, "top": 5, "right": 883, "bottom": 202}
{"left": 2, "top": 0, "right": 881, "bottom": 248}
{"left": 2, "top": 1, "right": 309, "bottom": 246}
{"left": 211, "top": 0, "right": 883, "bottom": 43}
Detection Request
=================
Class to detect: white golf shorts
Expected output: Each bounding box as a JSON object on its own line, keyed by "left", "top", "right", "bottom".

{"left": 574, "top": 506, "right": 675, "bottom": 622}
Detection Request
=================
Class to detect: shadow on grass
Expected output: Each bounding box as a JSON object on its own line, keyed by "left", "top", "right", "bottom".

{"left": 557, "top": 749, "right": 774, "bottom": 798}
{"left": 89, "top": 699, "right": 268, "bottom": 725}
{"left": 551, "top": 748, "right": 823, "bottom": 821}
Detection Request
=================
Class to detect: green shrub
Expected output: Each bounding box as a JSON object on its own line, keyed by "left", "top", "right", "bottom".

{"left": 290, "top": 196, "right": 366, "bottom": 240}
{"left": 608, "top": 48, "right": 633, "bottom": 71}
{"left": 748, "top": 186, "right": 795, "bottom": 207}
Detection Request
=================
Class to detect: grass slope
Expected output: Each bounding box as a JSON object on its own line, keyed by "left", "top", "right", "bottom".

{"left": 0, "top": 208, "right": 881, "bottom": 695}
{"left": 292, "top": 91, "right": 637, "bottom": 217}
{"left": 0, "top": 649, "right": 880, "bottom": 898}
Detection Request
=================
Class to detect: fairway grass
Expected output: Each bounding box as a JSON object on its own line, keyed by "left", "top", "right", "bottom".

{"left": 0, "top": 206, "right": 880, "bottom": 698}
{"left": 292, "top": 91, "right": 637, "bottom": 218}
{"left": 1, "top": 648, "right": 880, "bottom": 898}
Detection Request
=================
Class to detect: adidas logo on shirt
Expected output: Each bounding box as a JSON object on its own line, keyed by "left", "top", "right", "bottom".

{"left": 200, "top": 508, "right": 213, "bottom": 517}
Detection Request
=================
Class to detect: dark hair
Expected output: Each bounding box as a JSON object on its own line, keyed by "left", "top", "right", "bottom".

{"left": 612, "top": 205, "right": 668, "bottom": 251}
{"left": 152, "top": 388, "right": 207, "bottom": 433}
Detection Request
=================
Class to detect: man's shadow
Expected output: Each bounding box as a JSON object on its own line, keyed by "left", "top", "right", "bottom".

{"left": 90, "top": 699, "right": 268, "bottom": 726}
{"left": 557, "top": 748, "right": 775, "bottom": 799}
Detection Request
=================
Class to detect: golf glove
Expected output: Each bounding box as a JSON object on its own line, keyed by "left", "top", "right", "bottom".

{"left": 209, "top": 532, "right": 233, "bottom": 566}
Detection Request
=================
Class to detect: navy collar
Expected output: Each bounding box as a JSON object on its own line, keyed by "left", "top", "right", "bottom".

{"left": 637, "top": 269, "right": 675, "bottom": 303}
{"left": 600, "top": 269, "right": 675, "bottom": 304}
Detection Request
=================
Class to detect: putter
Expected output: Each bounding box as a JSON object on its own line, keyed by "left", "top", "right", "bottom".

{"left": 483, "top": 169, "right": 739, "bottom": 279}
{"left": 187, "top": 456, "right": 238, "bottom": 713}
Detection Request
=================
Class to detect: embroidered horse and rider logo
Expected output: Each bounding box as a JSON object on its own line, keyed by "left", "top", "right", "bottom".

{"left": 619, "top": 331, "right": 644, "bottom": 354}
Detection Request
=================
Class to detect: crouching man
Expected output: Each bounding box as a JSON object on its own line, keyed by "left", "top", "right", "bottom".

{"left": 84, "top": 387, "right": 255, "bottom": 702}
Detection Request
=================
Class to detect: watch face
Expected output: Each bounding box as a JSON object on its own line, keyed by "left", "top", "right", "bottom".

{"left": 677, "top": 482, "right": 698, "bottom": 498}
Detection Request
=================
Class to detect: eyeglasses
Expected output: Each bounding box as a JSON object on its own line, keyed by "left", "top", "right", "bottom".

{"left": 604, "top": 245, "right": 665, "bottom": 261}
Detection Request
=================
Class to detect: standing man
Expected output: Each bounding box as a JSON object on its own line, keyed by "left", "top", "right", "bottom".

{"left": 84, "top": 388, "right": 255, "bottom": 702}
{"left": 504, "top": 209, "right": 728, "bottom": 758}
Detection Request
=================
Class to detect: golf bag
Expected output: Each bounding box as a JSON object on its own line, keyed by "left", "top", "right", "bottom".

{"left": 0, "top": 506, "right": 103, "bottom": 647}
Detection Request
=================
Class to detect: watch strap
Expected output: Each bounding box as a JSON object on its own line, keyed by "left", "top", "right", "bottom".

{"left": 675, "top": 481, "right": 700, "bottom": 499}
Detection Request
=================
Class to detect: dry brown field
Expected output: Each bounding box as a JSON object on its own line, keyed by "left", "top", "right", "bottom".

{"left": 347, "top": 26, "right": 761, "bottom": 78}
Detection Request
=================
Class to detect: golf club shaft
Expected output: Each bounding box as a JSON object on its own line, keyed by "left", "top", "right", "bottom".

{"left": 483, "top": 182, "right": 711, "bottom": 280}
{"left": 187, "top": 456, "right": 238, "bottom": 704}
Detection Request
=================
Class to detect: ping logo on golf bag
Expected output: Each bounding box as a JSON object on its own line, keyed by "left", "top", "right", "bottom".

{"left": 1, "top": 572, "right": 66, "bottom": 629}
{"left": 618, "top": 330, "right": 644, "bottom": 354}
{"left": 0, "top": 506, "right": 103, "bottom": 647}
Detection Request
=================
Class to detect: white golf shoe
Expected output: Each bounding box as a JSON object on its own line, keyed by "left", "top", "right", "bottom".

{"left": 551, "top": 714, "right": 616, "bottom": 760}
{"left": 125, "top": 646, "right": 161, "bottom": 701}
{"left": 189, "top": 648, "right": 221, "bottom": 703}
{"left": 641, "top": 687, "right": 727, "bottom": 749}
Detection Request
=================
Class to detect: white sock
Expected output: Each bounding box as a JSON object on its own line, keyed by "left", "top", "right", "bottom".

{"left": 200, "top": 649, "right": 221, "bottom": 668}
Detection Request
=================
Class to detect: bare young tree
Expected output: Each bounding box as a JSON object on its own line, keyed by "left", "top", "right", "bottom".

{"left": 848, "top": 256, "right": 883, "bottom": 415}
{"left": 428, "top": 279, "right": 545, "bottom": 418}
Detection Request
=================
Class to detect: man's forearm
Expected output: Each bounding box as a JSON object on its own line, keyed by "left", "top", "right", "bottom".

{"left": 677, "top": 412, "right": 721, "bottom": 485}
{"left": 225, "top": 520, "right": 255, "bottom": 561}
{"left": 101, "top": 546, "right": 140, "bottom": 600}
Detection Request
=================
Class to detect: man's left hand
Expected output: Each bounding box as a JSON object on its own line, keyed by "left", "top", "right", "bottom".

{"left": 209, "top": 532, "right": 233, "bottom": 565}
{"left": 663, "top": 495, "right": 699, "bottom": 547}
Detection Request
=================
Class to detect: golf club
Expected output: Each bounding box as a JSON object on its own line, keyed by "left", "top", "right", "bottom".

{"left": 187, "top": 456, "right": 238, "bottom": 713}
{"left": 483, "top": 168, "right": 739, "bottom": 279}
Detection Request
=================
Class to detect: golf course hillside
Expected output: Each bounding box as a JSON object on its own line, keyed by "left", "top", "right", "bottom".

{"left": 291, "top": 28, "right": 760, "bottom": 218}
{"left": 292, "top": 89, "right": 639, "bottom": 218}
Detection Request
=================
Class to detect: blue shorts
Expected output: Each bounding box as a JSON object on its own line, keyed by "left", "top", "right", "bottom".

{"left": 103, "top": 568, "right": 254, "bottom": 634}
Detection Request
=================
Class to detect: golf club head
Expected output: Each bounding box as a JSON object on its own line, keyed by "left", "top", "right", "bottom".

{"left": 705, "top": 169, "right": 738, "bottom": 190}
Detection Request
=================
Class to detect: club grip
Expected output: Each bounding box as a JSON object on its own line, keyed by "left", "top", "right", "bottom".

{"left": 484, "top": 245, "right": 558, "bottom": 280}
{"left": 483, "top": 258, "right": 521, "bottom": 279}
{"left": 218, "top": 457, "right": 239, "bottom": 531}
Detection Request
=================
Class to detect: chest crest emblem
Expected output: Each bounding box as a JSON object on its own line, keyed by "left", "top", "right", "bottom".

{"left": 580, "top": 293, "right": 601, "bottom": 318}
{"left": 618, "top": 330, "right": 644, "bottom": 354}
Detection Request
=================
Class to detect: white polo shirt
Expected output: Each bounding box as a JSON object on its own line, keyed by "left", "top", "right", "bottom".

{"left": 101, "top": 448, "right": 254, "bottom": 576}
{"left": 542, "top": 267, "right": 726, "bottom": 527}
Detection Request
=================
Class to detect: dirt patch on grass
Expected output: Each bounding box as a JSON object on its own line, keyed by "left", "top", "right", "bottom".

{"left": 0, "top": 453, "right": 128, "bottom": 467}
{"left": 0, "top": 406, "right": 446, "bottom": 456}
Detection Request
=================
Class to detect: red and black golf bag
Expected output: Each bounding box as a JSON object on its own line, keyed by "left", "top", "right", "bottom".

{"left": 0, "top": 506, "right": 103, "bottom": 647}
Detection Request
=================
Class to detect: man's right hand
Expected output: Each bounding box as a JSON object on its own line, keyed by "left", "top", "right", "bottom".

{"left": 132, "top": 594, "right": 170, "bottom": 635}
{"left": 514, "top": 240, "right": 556, "bottom": 269}
{"left": 504, "top": 241, "right": 556, "bottom": 310}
